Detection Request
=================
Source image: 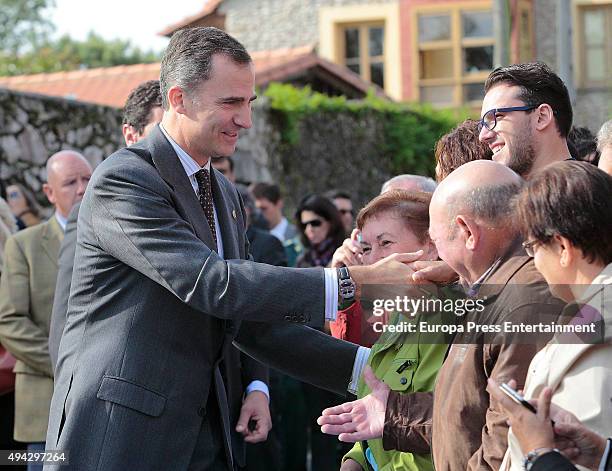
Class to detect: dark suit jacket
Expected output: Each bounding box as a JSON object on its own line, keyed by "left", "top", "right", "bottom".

{"left": 223, "top": 226, "right": 286, "bottom": 467}
{"left": 531, "top": 451, "right": 578, "bottom": 471}
{"left": 48, "top": 202, "right": 80, "bottom": 372}
{"left": 46, "top": 126, "right": 358, "bottom": 471}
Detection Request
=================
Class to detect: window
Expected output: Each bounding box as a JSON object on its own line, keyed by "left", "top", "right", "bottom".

{"left": 577, "top": 4, "right": 612, "bottom": 88}
{"left": 414, "top": 5, "right": 494, "bottom": 106}
{"left": 340, "top": 23, "right": 386, "bottom": 88}
{"left": 319, "top": 3, "right": 401, "bottom": 99}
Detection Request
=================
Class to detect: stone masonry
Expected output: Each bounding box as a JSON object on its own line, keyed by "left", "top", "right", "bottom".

{"left": 219, "top": 0, "right": 396, "bottom": 53}
{"left": 0, "top": 88, "right": 123, "bottom": 208}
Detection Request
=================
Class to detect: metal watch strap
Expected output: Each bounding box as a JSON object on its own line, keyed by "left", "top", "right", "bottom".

{"left": 337, "top": 266, "right": 356, "bottom": 303}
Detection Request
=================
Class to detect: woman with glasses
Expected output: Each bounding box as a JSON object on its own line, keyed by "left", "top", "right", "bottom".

{"left": 499, "top": 161, "right": 612, "bottom": 470}
{"left": 295, "top": 194, "right": 346, "bottom": 270}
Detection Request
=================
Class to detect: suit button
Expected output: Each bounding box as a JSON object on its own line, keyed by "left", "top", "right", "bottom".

{"left": 400, "top": 377, "right": 408, "bottom": 385}
{"left": 198, "top": 407, "right": 206, "bottom": 417}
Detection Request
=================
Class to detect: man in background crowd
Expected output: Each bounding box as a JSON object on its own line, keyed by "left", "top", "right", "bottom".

{"left": 251, "top": 182, "right": 297, "bottom": 242}
{"left": 0, "top": 150, "right": 92, "bottom": 470}
{"left": 326, "top": 190, "right": 354, "bottom": 233}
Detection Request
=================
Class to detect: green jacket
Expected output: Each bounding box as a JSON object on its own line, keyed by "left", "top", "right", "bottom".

{"left": 0, "top": 217, "right": 62, "bottom": 442}
{"left": 344, "top": 312, "right": 448, "bottom": 471}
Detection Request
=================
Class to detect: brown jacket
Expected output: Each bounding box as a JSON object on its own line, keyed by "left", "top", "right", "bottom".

{"left": 383, "top": 246, "right": 564, "bottom": 471}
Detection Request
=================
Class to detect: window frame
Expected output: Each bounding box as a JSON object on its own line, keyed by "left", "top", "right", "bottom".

{"left": 574, "top": 1, "right": 612, "bottom": 90}
{"left": 338, "top": 21, "right": 386, "bottom": 88}
{"left": 412, "top": 1, "right": 494, "bottom": 107}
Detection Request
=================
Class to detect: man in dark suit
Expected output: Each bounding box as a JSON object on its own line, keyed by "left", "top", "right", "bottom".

{"left": 48, "top": 79, "right": 164, "bottom": 370}
{"left": 49, "top": 82, "right": 274, "bottom": 471}
{"left": 46, "top": 27, "right": 416, "bottom": 470}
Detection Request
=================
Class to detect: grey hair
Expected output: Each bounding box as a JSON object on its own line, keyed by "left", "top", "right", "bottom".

{"left": 160, "top": 27, "right": 252, "bottom": 110}
{"left": 597, "top": 120, "right": 612, "bottom": 153}
{"left": 448, "top": 181, "right": 524, "bottom": 226}
{"left": 381, "top": 175, "right": 437, "bottom": 194}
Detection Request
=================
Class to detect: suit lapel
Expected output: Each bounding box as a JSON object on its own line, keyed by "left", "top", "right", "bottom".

{"left": 41, "top": 216, "right": 63, "bottom": 268}
{"left": 210, "top": 169, "right": 239, "bottom": 259}
{"left": 145, "top": 126, "right": 217, "bottom": 249}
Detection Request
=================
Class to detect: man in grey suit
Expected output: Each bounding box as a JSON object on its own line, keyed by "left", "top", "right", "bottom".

{"left": 46, "top": 27, "right": 416, "bottom": 471}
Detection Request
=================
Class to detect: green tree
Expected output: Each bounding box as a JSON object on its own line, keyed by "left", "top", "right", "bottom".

{"left": 0, "top": 0, "right": 54, "bottom": 54}
{"left": 10, "top": 32, "right": 160, "bottom": 74}
{"left": 0, "top": 0, "right": 160, "bottom": 76}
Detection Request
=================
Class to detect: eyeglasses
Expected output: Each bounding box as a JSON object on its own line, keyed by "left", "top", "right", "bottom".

{"left": 302, "top": 219, "right": 323, "bottom": 228}
{"left": 522, "top": 239, "right": 541, "bottom": 257}
{"left": 478, "top": 105, "right": 538, "bottom": 132}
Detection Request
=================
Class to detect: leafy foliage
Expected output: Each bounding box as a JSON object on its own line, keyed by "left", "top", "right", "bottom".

{"left": 0, "top": 0, "right": 159, "bottom": 76}
{"left": 264, "top": 83, "right": 469, "bottom": 175}
{"left": 1, "top": 32, "right": 160, "bottom": 76}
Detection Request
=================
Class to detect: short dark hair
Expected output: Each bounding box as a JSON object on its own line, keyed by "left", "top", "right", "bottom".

{"left": 516, "top": 161, "right": 612, "bottom": 265}
{"left": 485, "top": 62, "right": 573, "bottom": 138}
{"left": 212, "top": 156, "right": 234, "bottom": 172}
{"left": 435, "top": 119, "right": 492, "bottom": 182}
{"left": 567, "top": 126, "right": 599, "bottom": 165}
{"left": 325, "top": 189, "right": 352, "bottom": 201}
{"left": 160, "top": 26, "right": 252, "bottom": 110}
{"left": 122, "top": 80, "right": 162, "bottom": 134}
{"left": 357, "top": 190, "right": 432, "bottom": 244}
{"left": 251, "top": 182, "right": 281, "bottom": 204}
{"left": 295, "top": 194, "right": 346, "bottom": 249}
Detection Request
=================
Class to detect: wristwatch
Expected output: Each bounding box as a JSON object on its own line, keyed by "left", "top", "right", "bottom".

{"left": 337, "top": 266, "right": 356, "bottom": 305}
{"left": 523, "top": 447, "right": 558, "bottom": 470}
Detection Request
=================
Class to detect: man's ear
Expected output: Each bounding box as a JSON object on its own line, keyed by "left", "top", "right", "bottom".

{"left": 42, "top": 182, "right": 55, "bottom": 205}
{"left": 122, "top": 124, "right": 142, "bottom": 146}
{"left": 167, "top": 85, "right": 188, "bottom": 115}
{"left": 456, "top": 214, "right": 478, "bottom": 251}
{"left": 555, "top": 235, "right": 574, "bottom": 268}
{"left": 425, "top": 239, "right": 439, "bottom": 260}
{"left": 534, "top": 104, "right": 555, "bottom": 132}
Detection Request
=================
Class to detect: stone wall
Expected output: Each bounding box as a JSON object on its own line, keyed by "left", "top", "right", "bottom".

{"left": 0, "top": 89, "right": 408, "bottom": 217}
{"left": 0, "top": 88, "right": 123, "bottom": 208}
{"left": 245, "top": 104, "right": 396, "bottom": 213}
{"left": 220, "top": 0, "right": 396, "bottom": 52}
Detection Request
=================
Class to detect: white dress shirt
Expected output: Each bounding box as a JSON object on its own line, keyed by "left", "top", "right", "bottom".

{"left": 270, "top": 217, "right": 289, "bottom": 242}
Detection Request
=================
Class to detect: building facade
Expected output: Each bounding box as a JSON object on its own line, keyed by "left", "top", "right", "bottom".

{"left": 169, "top": 0, "right": 609, "bottom": 128}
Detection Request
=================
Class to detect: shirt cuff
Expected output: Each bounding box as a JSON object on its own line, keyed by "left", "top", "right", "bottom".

{"left": 324, "top": 267, "right": 338, "bottom": 321}
{"left": 348, "top": 346, "right": 371, "bottom": 394}
{"left": 245, "top": 380, "right": 270, "bottom": 402}
{"left": 598, "top": 438, "right": 611, "bottom": 471}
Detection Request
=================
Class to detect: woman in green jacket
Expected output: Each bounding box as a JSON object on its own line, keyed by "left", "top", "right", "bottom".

{"left": 339, "top": 190, "right": 449, "bottom": 471}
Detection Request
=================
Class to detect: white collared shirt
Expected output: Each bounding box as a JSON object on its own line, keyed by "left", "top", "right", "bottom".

{"left": 55, "top": 211, "right": 67, "bottom": 232}
{"left": 270, "top": 217, "right": 289, "bottom": 242}
{"left": 160, "top": 124, "right": 224, "bottom": 259}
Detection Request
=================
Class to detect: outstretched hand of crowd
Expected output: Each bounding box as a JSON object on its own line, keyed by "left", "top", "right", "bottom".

{"left": 318, "top": 366, "right": 389, "bottom": 442}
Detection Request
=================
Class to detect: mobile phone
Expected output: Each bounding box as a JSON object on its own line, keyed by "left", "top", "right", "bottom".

{"left": 499, "top": 382, "right": 537, "bottom": 413}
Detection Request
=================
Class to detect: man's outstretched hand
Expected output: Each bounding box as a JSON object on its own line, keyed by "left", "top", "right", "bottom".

{"left": 318, "top": 366, "right": 389, "bottom": 442}
{"left": 350, "top": 251, "right": 423, "bottom": 286}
